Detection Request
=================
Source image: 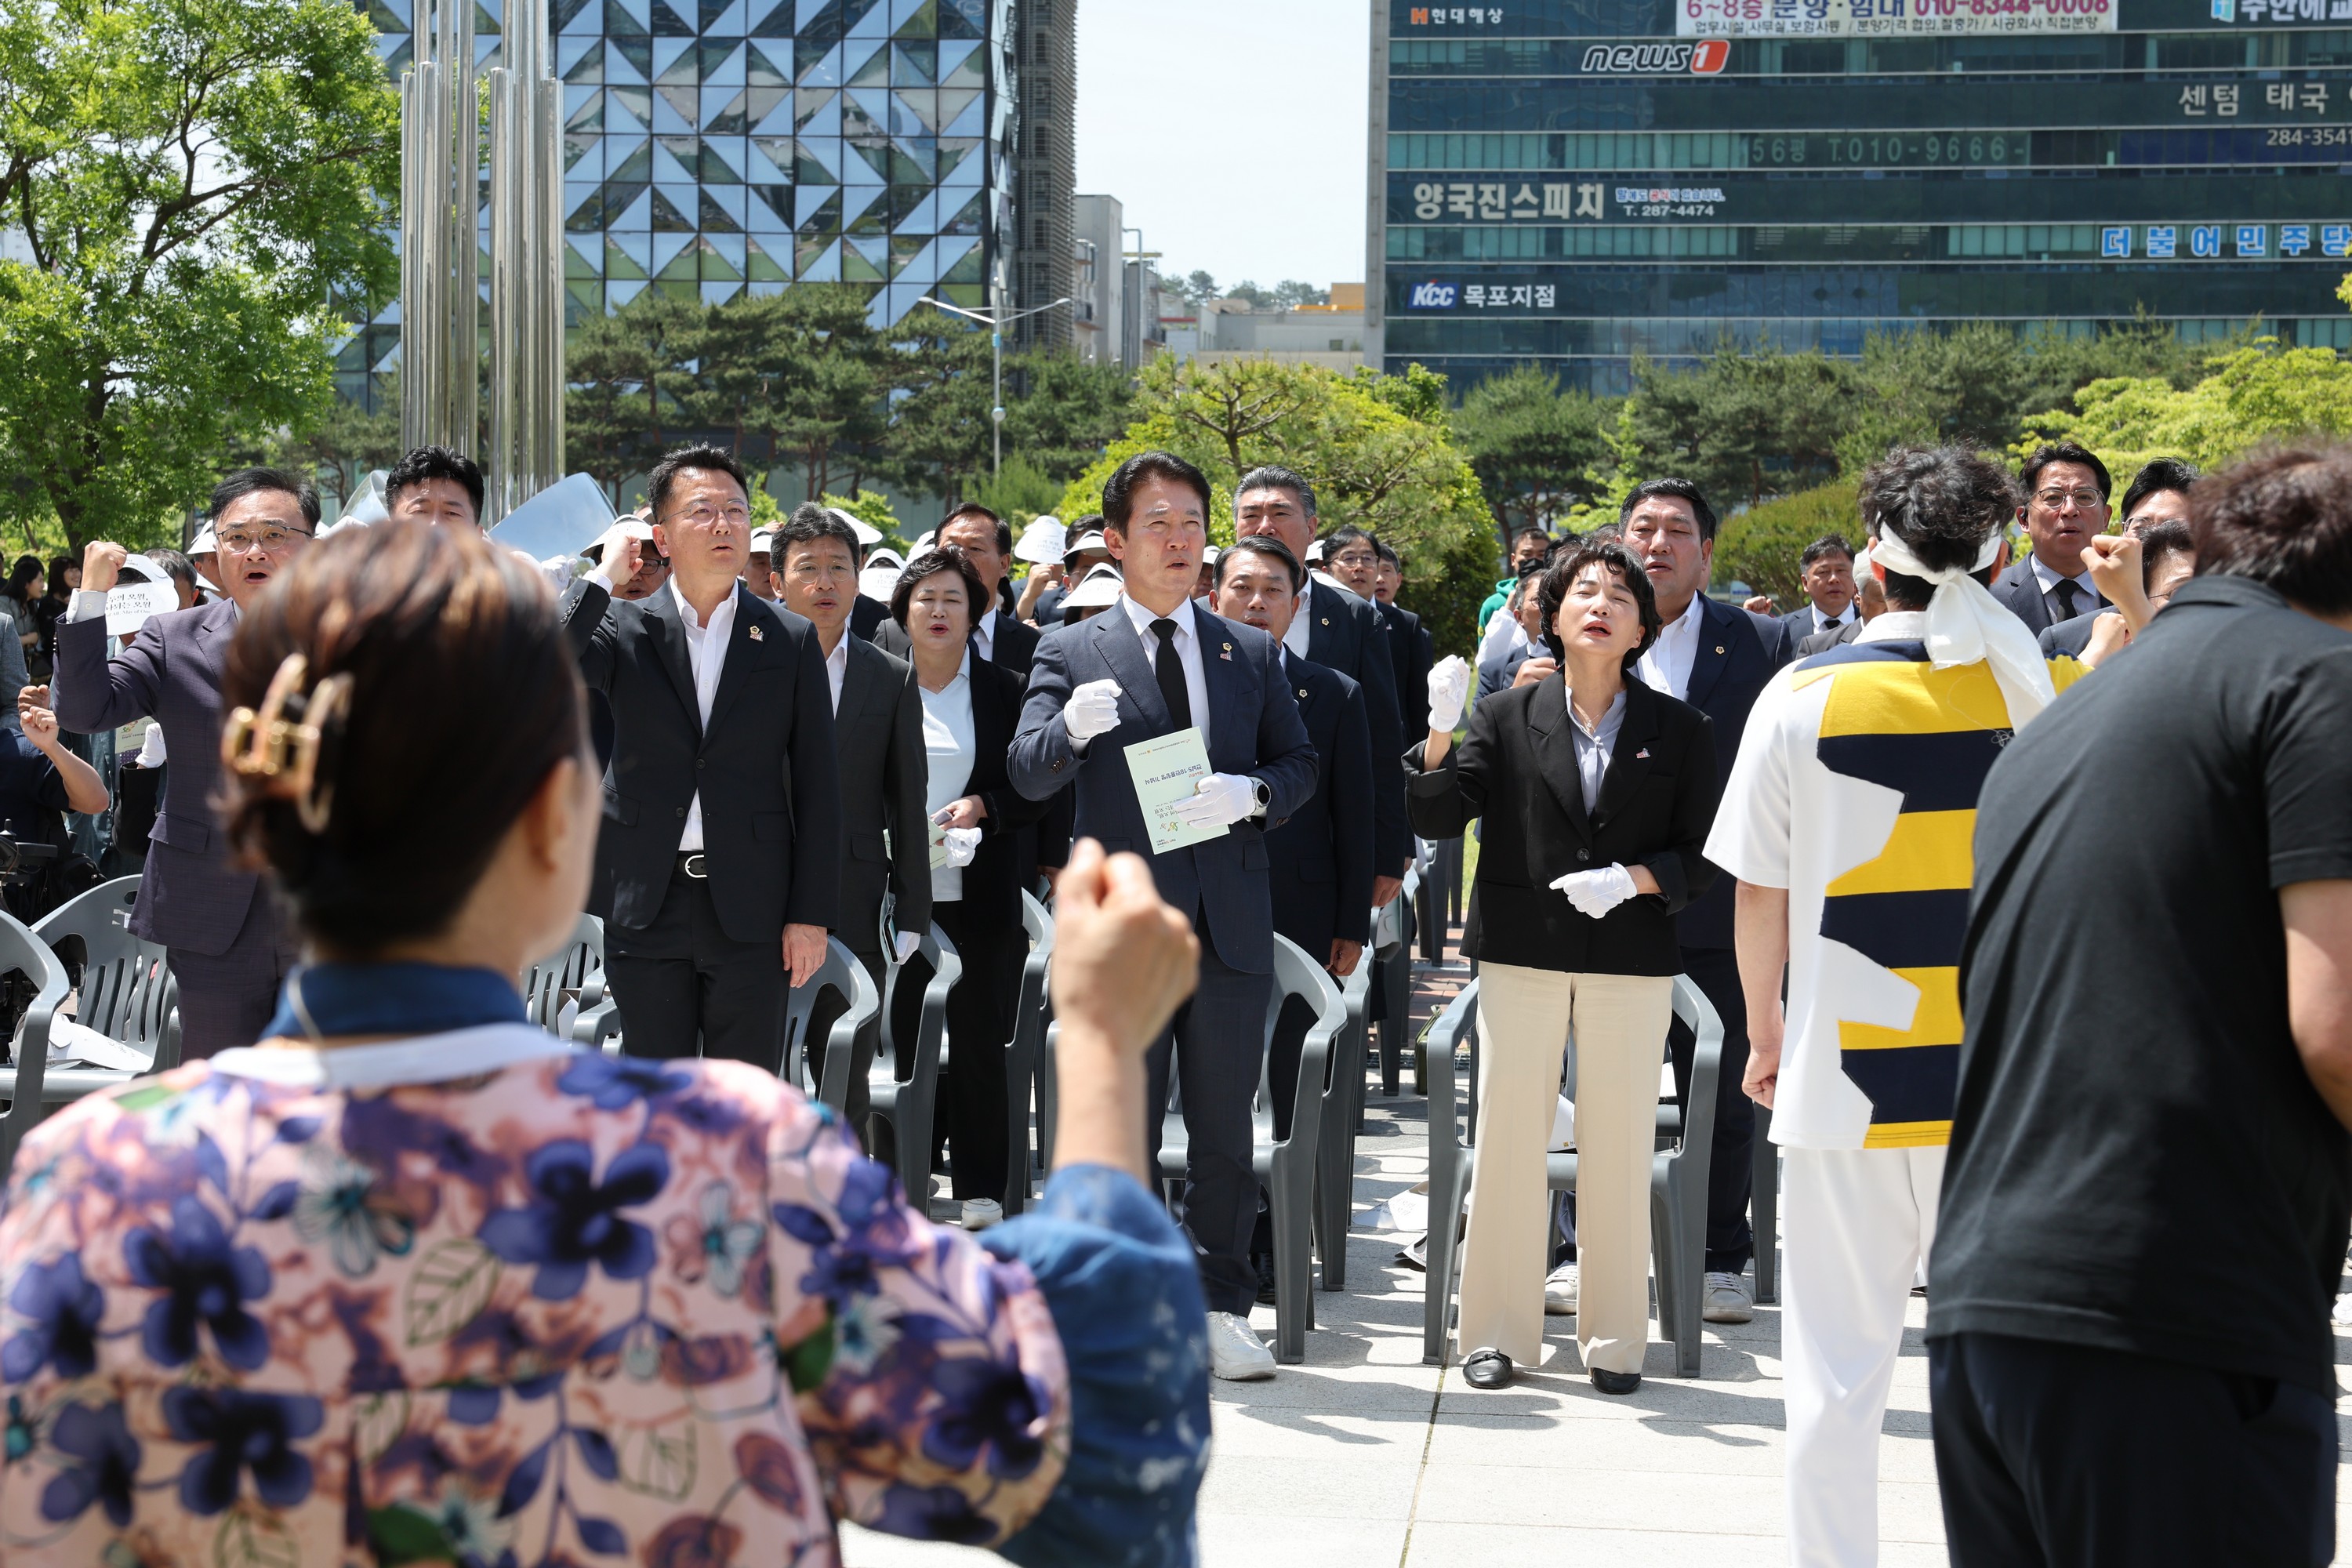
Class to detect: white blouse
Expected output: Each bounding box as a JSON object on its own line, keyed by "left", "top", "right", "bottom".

{"left": 919, "top": 649, "right": 977, "bottom": 902}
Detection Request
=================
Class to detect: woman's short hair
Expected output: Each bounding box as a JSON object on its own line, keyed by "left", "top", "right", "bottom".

{"left": 889, "top": 544, "right": 990, "bottom": 630}
{"left": 1537, "top": 540, "right": 1663, "bottom": 673}
{"left": 220, "top": 521, "right": 586, "bottom": 956}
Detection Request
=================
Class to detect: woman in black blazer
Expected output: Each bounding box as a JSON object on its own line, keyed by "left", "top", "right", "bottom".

{"left": 889, "top": 546, "right": 1050, "bottom": 1227}
{"left": 1407, "top": 540, "right": 1720, "bottom": 1394}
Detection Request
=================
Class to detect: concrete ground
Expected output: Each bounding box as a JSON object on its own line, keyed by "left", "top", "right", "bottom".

{"left": 845, "top": 933, "right": 2352, "bottom": 1567}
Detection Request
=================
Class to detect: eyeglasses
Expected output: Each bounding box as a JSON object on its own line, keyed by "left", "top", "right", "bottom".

{"left": 1327, "top": 549, "right": 1378, "bottom": 569}
{"left": 659, "top": 502, "right": 751, "bottom": 529}
{"left": 2031, "top": 488, "right": 2104, "bottom": 511}
{"left": 216, "top": 525, "right": 312, "bottom": 555}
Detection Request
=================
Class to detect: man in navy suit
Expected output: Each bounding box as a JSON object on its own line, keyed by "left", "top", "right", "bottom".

{"left": 1780, "top": 535, "right": 1860, "bottom": 643}
{"left": 1990, "top": 441, "right": 2113, "bottom": 634}
{"left": 1622, "top": 477, "right": 1798, "bottom": 1325}
{"left": 1010, "top": 451, "right": 1317, "bottom": 1381}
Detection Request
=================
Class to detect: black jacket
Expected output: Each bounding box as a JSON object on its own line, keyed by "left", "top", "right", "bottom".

{"left": 1379, "top": 601, "right": 1434, "bottom": 748}
{"left": 1991, "top": 555, "right": 2104, "bottom": 635}
{"left": 1303, "top": 578, "right": 1410, "bottom": 877}
{"left": 1673, "top": 593, "right": 1796, "bottom": 949}
{"left": 834, "top": 635, "right": 931, "bottom": 958}
{"left": 873, "top": 608, "right": 1041, "bottom": 679}
{"left": 1268, "top": 650, "right": 1375, "bottom": 964}
{"left": 1406, "top": 674, "right": 1719, "bottom": 977}
{"left": 850, "top": 594, "right": 888, "bottom": 642}
{"left": 562, "top": 578, "right": 842, "bottom": 942}
{"left": 946, "top": 655, "right": 1055, "bottom": 927}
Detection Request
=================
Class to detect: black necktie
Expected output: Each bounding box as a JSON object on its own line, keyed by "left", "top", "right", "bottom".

{"left": 2053, "top": 578, "right": 2083, "bottom": 622}
{"left": 1151, "top": 618, "right": 1192, "bottom": 729}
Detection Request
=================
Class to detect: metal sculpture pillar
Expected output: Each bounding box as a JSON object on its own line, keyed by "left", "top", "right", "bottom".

{"left": 397, "top": 0, "right": 477, "bottom": 456}
{"left": 485, "top": 0, "right": 564, "bottom": 523}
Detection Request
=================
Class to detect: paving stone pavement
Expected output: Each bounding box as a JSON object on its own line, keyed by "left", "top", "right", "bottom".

{"left": 846, "top": 924, "right": 2352, "bottom": 1567}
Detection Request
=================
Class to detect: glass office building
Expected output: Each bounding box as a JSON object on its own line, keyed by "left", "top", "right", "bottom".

{"left": 343, "top": 0, "right": 1015, "bottom": 408}
{"left": 1367, "top": 0, "right": 2352, "bottom": 393}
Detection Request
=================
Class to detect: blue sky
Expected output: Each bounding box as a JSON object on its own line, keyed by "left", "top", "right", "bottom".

{"left": 1073, "top": 0, "right": 1372, "bottom": 295}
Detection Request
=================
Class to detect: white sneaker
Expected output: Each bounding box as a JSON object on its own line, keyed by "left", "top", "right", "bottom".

{"left": 960, "top": 1199, "right": 1004, "bottom": 1230}
{"left": 1543, "top": 1261, "right": 1578, "bottom": 1316}
{"left": 1206, "top": 1311, "right": 1276, "bottom": 1381}
{"left": 1702, "top": 1269, "right": 1755, "bottom": 1323}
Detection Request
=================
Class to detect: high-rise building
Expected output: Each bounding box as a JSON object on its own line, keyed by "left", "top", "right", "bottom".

{"left": 346, "top": 0, "right": 1025, "bottom": 411}
{"left": 1011, "top": 0, "right": 1077, "bottom": 350}
{"left": 1071, "top": 191, "right": 1127, "bottom": 362}
{"left": 1367, "top": 0, "right": 2352, "bottom": 394}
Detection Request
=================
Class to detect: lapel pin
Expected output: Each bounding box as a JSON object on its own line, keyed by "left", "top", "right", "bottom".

{"left": 748, "top": 624, "right": 764, "bottom": 642}
{"left": 1715, "top": 644, "right": 1725, "bottom": 655}
{"left": 1636, "top": 748, "right": 1650, "bottom": 758}
{"left": 1222, "top": 641, "right": 1232, "bottom": 651}
{"left": 1298, "top": 687, "right": 1307, "bottom": 699}
{"left": 1320, "top": 616, "right": 1330, "bottom": 626}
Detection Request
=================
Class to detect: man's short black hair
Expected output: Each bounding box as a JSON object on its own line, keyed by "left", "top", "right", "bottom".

{"left": 1320, "top": 524, "right": 1375, "bottom": 558}
{"left": 1511, "top": 525, "right": 1549, "bottom": 550}
{"left": 1370, "top": 535, "right": 1400, "bottom": 568}
{"left": 142, "top": 548, "right": 199, "bottom": 593}
{"left": 1103, "top": 451, "right": 1212, "bottom": 534}
{"left": 2189, "top": 443, "right": 2352, "bottom": 615}
{"left": 1859, "top": 445, "right": 2016, "bottom": 610}
{"left": 939, "top": 501, "right": 1012, "bottom": 560}
{"left": 1235, "top": 464, "right": 1318, "bottom": 518}
{"left": 1799, "top": 534, "right": 1855, "bottom": 571}
{"left": 2019, "top": 441, "right": 2114, "bottom": 503}
{"left": 383, "top": 445, "right": 485, "bottom": 520}
{"left": 1619, "top": 477, "right": 1719, "bottom": 543}
{"left": 775, "top": 500, "right": 861, "bottom": 561}
{"left": 889, "top": 544, "right": 992, "bottom": 629}
{"left": 2119, "top": 457, "right": 2201, "bottom": 523}
{"left": 1215, "top": 535, "right": 1304, "bottom": 593}
{"left": 2136, "top": 519, "right": 2196, "bottom": 588}
{"left": 210, "top": 466, "right": 321, "bottom": 530}
{"left": 1537, "top": 540, "right": 1664, "bottom": 673}
{"left": 646, "top": 444, "right": 750, "bottom": 518}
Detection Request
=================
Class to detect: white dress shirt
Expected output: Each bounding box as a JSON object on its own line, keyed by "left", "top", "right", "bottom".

{"left": 1117, "top": 594, "right": 1213, "bottom": 747}
{"left": 2028, "top": 554, "right": 2104, "bottom": 622}
{"left": 973, "top": 606, "right": 997, "bottom": 663}
{"left": 920, "top": 648, "right": 976, "bottom": 902}
{"left": 823, "top": 630, "right": 850, "bottom": 714}
{"left": 671, "top": 579, "right": 738, "bottom": 853}
{"left": 1807, "top": 601, "right": 1854, "bottom": 636}
{"left": 1635, "top": 590, "right": 1705, "bottom": 702}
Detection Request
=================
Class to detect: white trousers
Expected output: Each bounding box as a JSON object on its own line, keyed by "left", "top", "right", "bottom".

{"left": 1780, "top": 1144, "right": 1944, "bottom": 1568}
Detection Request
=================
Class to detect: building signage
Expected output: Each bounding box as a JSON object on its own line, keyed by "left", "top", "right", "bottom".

{"left": 1408, "top": 180, "right": 1723, "bottom": 220}
{"left": 1677, "top": 0, "right": 2116, "bottom": 37}
{"left": 1580, "top": 40, "right": 1733, "bottom": 71}
{"left": 2103, "top": 222, "right": 2351, "bottom": 255}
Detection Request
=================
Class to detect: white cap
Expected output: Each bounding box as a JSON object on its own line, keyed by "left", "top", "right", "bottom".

{"left": 1304, "top": 539, "right": 1326, "bottom": 564}
{"left": 189, "top": 524, "right": 218, "bottom": 556}
{"left": 1065, "top": 528, "right": 1109, "bottom": 558}
{"left": 1202, "top": 546, "right": 1221, "bottom": 566}
{"left": 912, "top": 528, "right": 938, "bottom": 554}
{"left": 1062, "top": 561, "right": 1125, "bottom": 612}
{"left": 856, "top": 546, "right": 906, "bottom": 604}
{"left": 1014, "top": 514, "right": 1066, "bottom": 564}
{"left": 749, "top": 524, "right": 778, "bottom": 551}
{"left": 828, "top": 506, "right": 884, "bottom": 547}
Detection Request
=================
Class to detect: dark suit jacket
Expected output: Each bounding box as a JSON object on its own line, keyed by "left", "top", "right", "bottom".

{"left": 1031, "top": 583, "right": 1069, "bottom": 626}
{"left": 1008, "top": 604, "right": 1316, "bottom": 973}
{"left": 1798, "top": 618, "right": 1865, "bottom": 657}
{"left": 849, "top": 594, "right": 887, "bottom": 642}
{"left": 1672, "top": 593, "right": 1797, "bottom": 949}
{"left": 562, "top": 579, "right": 842, "bottom": 942}
{"left": 2037, "top": 612, "right": 2103, "bottom": 659}
{"left": 834, "top": 635, "right": 930, "bottom": 958}
{"left": 873, "top": 608, "right": 1040, "bottom": 680}
{"left": 1268, "top": 650, "right": 1374, "bottom": 964}
{"left": 1303, "top": 578, "right": 1408, "bottom": 876}
{"left": 1379, "top": 601, "right": 1433, "bottom": 749}
{"left": 1781, "top": 604, "right": 1857, "bottom": 641}
{"left": 1477, "top": 641, "right": 1544, "bottom": 702}
{"left": 1991, "top": 555, "right": 2104, "bottom": 635}
{"left": 946, "top": 657, "right": 1054, "bottom": 927}
{"left": 1406, "top": 674, "right": 1719, "bottom": 977}
{"left": 55, "top": 599, "right": 265, "bottom": 955}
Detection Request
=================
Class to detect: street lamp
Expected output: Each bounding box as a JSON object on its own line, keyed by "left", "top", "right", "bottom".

{"left": 919, "top": 292, "right": 1073, "bottom": 476}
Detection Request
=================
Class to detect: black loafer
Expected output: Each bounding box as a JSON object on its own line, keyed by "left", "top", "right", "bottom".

{"left": 1590, "top": 1367, "right": 1642, "bottom": 1396}
{"left": 1462, "top": 1348, "right": 1513, "bottom": 1390}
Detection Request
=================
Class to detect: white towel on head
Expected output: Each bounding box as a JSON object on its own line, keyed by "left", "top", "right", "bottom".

{"left": 1869, "top": 529, "right": 2056, "bottom": 728}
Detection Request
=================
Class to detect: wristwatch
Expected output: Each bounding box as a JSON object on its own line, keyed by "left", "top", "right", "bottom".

{"left": 1250, "top": 777, "right": 1272, "bottom": 818}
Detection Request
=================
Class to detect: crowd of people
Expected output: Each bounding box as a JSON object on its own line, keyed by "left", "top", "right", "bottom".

{"left": 0, "top": 424, "right": 2341, "bottom": 1568}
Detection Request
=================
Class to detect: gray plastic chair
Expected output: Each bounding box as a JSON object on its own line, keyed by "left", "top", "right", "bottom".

{"left": 871, "top": 922, "right": 960, "bottom": 1204}
{"left": 520, "top": 913, "right": 603, "bottom": 1036}
{"left": 779, "top": 937, "right": 882, "bottom": 1112}
{"left": 1001, "top": 891, "right": 1054, "bottom": 1218}
{"left": 1157, "top": 934, "right": 1338, "bottom": 1363}
{"left": 1753, "top": 1103, "right": 1779, "bottom": 1303}
{"left": 1422, "top": 973, "right": 1723, "bottom": 1377}
{"left": 1312, "top": 955, "right": 1374, "bottom": 1292}
{"left": 32, "top": 876, "right": 180, "bottom": 1076}
{"left": 1374, "top": 866, "right": 1419, "bottom": 1095}
{"left": 0, "top": 909, "right": 82, "bottom": 1174}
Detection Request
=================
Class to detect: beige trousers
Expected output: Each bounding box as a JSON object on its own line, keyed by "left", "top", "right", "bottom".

{"left": 1458, "top": 962, "right": 1674, "bottom": 1373}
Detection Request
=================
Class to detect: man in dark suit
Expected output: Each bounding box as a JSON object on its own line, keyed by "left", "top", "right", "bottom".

{"left": 59, "top": 467, "right": 317, "bottom": 1056}
{"left": 770, "top": 503, "right": 928, "bottom": 1130}
{"left": 1233, "top": 466, "right": 1410, "bottom": 913}
{"left": 1370, "top": 537, "right": 1434, "bottom": 742}
{"left": 1477, "top": 564, "right": 1554, "bottom": 700}
{"left": 1010, "top": 450, "right": 1317, "bottom": 1381}
{"left": 568, "top": 445, "right": 842, "bottom": 1064}
{"left": 1621, "top": 476, "right": 1798, "bottom": 1325}
{"left": 1991, "top": 441, "right": 2112, "bottom": 634}
{"left": 382, "top": 445, "right": 485, "bottom": 528}
{"left": 874, "top": 503, "right": 1040, "bottom": 677}
{"left": 1780, "top": 534, "right": 1859, "bottom": 643}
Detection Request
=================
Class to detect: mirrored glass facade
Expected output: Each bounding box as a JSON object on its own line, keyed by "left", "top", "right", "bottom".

{"left": 1368, "top": 0, "right": 2352, "bottom": 393}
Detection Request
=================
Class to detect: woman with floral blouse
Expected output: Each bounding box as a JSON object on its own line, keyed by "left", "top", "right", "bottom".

{"left": 0, "top": 520, "right": 1210, "bottom": 1567}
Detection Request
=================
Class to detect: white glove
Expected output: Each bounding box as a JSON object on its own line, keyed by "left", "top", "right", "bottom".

{"left": 892, "top": 929, "right": 922, "bottom": 964}
{"left": 1171, "top": 772, "right": 1260, "bottom": 829}
{"left": 942, "top": 826, "right": 982, "bottom": 869}
{"left": 1549, "top": 863, "right": 1638, "bottom": 920}
{"left": 1064, "top": 678, "right": 1123, "bottom": 742}
{"left": 1427, "top": 655, "right": 1472, "bottom": 735}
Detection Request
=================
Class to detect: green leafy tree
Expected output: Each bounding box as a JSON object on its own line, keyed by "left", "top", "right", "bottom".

{"left": 966, "top": 454, "right": 1066, "bottom": 525}
{"left": 819, "top": 488, "right": 901, "bottom": 545}
{"left": 1451, "top": 363, "right": 1611, "bottom": 539}
{"left": 1054, "top": 356, "right": 1498, "bottom": 655}
{"left": 1714, "top": 480, "right": 1864, "bottom": 604}
{"left": 2016, "top": 339, "right": 2352, "bottom": 476}
{"left": 564, "top": 288, "right": 707, "bottom": 480}
{"left": 0, "top": 0, "right": 399, "bottom": 548}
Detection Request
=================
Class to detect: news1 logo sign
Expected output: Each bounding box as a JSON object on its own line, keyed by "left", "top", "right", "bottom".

{"left": 1580, "top": 40, "right": 1730, "bottom": 74}
{"left": 1407, "top": 282, "right": 1459, "bottom": 310}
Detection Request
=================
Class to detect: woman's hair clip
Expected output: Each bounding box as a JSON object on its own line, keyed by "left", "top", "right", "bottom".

{"left": 220, "top": 653, "right": 354, "bottom": 833}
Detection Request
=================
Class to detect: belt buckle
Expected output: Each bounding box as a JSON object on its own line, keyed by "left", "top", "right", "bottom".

{"left": 681, "top": 853, "right": 709, "bottom": 880}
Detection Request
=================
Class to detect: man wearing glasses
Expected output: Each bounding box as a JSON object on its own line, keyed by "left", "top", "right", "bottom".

{"left": 1991, "top": 442, "right": 2113, "bottom": 633}
{"left": 565, "top": 444, "right": 842, "bottom": 1065}
{"left": 56, "top": 467, "right": 318, "bottom": 1055}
